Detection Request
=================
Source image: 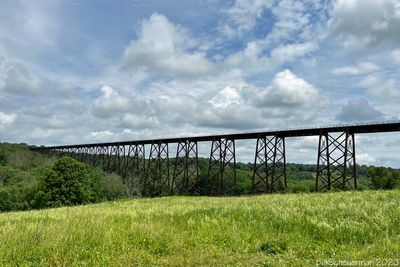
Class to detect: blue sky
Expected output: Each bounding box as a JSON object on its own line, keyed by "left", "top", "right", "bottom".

{"left": 0, "top": 0, "right": 400, "bottom": 166}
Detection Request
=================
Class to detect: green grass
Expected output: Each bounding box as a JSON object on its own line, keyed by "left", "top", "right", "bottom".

{"left": 0, "top": 190, "right": 399, "bottom": 266}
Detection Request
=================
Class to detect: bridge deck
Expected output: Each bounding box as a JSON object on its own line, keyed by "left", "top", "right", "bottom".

{"left": 38, "top": 120, "right": 400, "bottom": 148}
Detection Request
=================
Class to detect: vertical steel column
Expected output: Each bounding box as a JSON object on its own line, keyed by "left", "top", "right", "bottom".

{"left": 252, "top": 136, "right": 274, "bottom": 194}
{"left": 316, "top": 133, "right": 330, "bottom": 191}
{"left": 271, "top": 136, "right": 286, "bottom": 192}
{"left": 315, "top": 132, "right": 357, "bottom": 191}
{"left": 171, "top": 140, "right": 199, "bottom": 195}
{"left": 135, "top": 144, "right": 146, "bottom": 189}
{"left": 116, "top": 145, "right": 125, "bottom": 175}
{"left": 206, "top": 138, "right": 236, "bottom": 196}
{"left": 100, "top": 146, "right": 108, "bottom": 170}
{"left": 343, "top": 132, "right": 357, "bottom": 189}
{"left": 252, "top": 135, "right": 286, "bottom": 194}
{"left": 107, "top": 145, "right": 118, "bottom": 173}
{"left": 144, "top": 142, "right": 169, "bottom": 197}
{"left": 91, "top": 146, "right": 99, "bottom": 166}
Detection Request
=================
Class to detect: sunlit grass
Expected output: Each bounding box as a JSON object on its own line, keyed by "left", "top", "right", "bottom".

{"left": 0, "top": 190, "right": 399, "bottom": 266}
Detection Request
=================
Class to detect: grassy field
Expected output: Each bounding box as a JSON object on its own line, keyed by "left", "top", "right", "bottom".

{"left": 0, "top": 190, "right": 399, "bottom": 266}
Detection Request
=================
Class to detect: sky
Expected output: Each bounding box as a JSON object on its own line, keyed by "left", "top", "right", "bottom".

{"left": 0, "top": 0, "right": 399, "bottom": 166}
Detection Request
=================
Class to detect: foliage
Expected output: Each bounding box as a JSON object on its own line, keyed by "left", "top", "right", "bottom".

{"left": 0, "top": 143, "right": 128, "bottom": 212}
{"left": 367, "top": 166, "right": 400, "bottom": 189}
{"left": 1, "top": 142, "right": 400, "bottom": 212}
{"left": 0, "top": 190, "right": 399, "bottom": 266}
{"left": 32, "top": 157, "right": 92, "bottom": 208}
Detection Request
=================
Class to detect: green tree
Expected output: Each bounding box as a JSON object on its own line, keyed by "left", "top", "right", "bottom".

{"left": 33, "top": 157, "right": 92, "bottom": 208}
{"left": 366, "top": 166, "right": 399, "bottom": 189}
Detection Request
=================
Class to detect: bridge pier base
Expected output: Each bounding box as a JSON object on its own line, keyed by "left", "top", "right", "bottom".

{"left": 206, "top": 138, "right": 236, "bottom": 196}
{"left": 252, "top": 135, "right": 286, "bottom": 194}
{"left": 315, "top": 131, "right": 356, "bottom": 191}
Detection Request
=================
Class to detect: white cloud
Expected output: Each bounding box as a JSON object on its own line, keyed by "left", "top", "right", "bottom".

{"left": 331, "top": 62, "right": 380, "bottom": 75}
{"left": 91, "top": 85, "right": 130, "bottom": 118}
{"left": 0, "top": 112, "right": 17, "bottom": 126}
{"left": 225, "top": 41, "right": 316, "bottom": 75}
{"left": 253, "top": 69, "right": 320, "bottom": 108}
{"left": 270, "top": 42, "right": 316, "bottom": 64}
{"left": 122, "top": 113, "right": 160, "bottom": 129}
{"left": 89, "top": 130, "right": 115, "bottom": 141}
{"left": 209, "top": 86, "right": 241, "bottom": 109}
{"left": 122, "top": 13, "right": 216, "bottom": 78}
{"left": 357, "top": 153, "right": 377, "bottom": 165}
{"left": 358, "top": 75, "right": 400, "bottom": 98}
{"left": 219, "top": 0, "right": 274, "bottom": 38}
{"left": 267, "top": 0, "right": 313, "bottom": 43}
{"left": 328, "top": 0, "right": 400, "bottom": 50}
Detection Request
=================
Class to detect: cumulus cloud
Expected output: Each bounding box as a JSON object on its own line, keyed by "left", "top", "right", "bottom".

{"left": 122, "top": 13, "right": 216, "bottom": 78}
{"left": 196, "top": 70, "right": 321, "bottom": 129}
{"left": 199, "top": 86, "right": 263, "bottom": 129}
{"left": 0, "top": 112, "right": 17, "bottom": 126}
{"left": 91, "top": 85, "right": 130, "bottom": 118}
{"left": 209, "top": 86, "right": 241, "bottom": 109}
{"left": 329, "top": 0, "right": 400, "bottom": 50}
{"left": 335, "top": 99, "right": 385, "bottom": 122}
{"left": 253, "top": 69, "right": 320, "bottom": 108}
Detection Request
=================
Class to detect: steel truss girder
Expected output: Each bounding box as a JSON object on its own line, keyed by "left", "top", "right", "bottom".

{"left": 171, "top": 140, "right": 199, "bottom": 195}
{"left": 252, "top": 135, "right": 287, "bottom": 194}
{"left": 315, "top": 131, "right": 356, "bottom": 191}
{"left": 206, "top": 138, "right": 236, "bottom": 196}
{"left": 144, "top": 142, "right": 169, "bottom": 197}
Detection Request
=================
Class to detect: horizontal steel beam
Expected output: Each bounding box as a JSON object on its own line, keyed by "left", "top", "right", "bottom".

{"left": 30, "top": 120, "right": 400, "bottom": 149}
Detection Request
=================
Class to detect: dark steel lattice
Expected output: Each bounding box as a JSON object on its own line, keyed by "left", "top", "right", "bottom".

{"left": 171, "top": 140, "right": 199, "bottom": 195}
{"left": 206, "top": 138, "right": 236, "bottom": 196}
{"left": 315, "top": 132, "right": 356, "bottom": 191}
{"left": 252, "top": 136, "right": 286, "bottom": 193}
{"left": 123, "top": 144, "right": 146, "bottom": 196}
{"left": 144, "top": 142, "right": 169, "bottom": 197}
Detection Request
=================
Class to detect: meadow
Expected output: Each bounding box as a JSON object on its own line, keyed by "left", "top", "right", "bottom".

{"left": 0, "top": 190, "right": 399, "bottom": 266}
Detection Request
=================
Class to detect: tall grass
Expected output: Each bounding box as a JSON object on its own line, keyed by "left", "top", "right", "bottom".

{"left": 0, "top": 190, "right": 399, "bottom": 266}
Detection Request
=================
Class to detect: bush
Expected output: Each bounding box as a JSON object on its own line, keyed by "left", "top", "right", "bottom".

{"left": 289, "top": 180, "right": 314, "bottom": 193}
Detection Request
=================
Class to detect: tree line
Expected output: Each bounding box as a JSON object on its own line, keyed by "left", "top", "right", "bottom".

{"left": 0, "top": 143, "right": 399, "bottom": 212}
